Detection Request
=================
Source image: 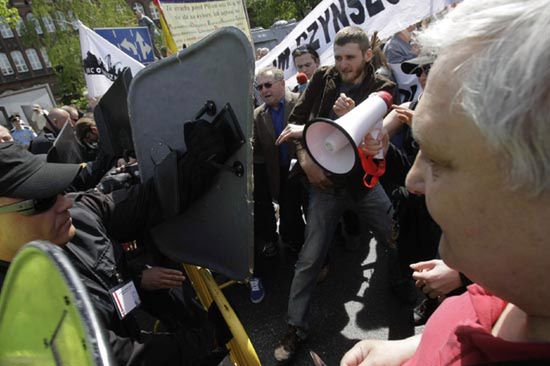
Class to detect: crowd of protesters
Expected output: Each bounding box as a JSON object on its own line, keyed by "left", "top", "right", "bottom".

{"left": 1, "top": 0, "right": 549, "bottom": 364}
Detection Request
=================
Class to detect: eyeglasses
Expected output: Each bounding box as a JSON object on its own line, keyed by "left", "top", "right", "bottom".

{"left": 0, "top": 195, "right": 58, "bottom": 216}
{"left": 255, "top": 82, "right": 273, "bottom": 91}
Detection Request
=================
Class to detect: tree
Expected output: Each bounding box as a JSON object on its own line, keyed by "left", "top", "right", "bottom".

{"left": 246, "top": 0, "right": 321, "bottom": 28}
{"left": 0, "top": 0, "right": 19, "bottom": 25}
{"left": 19, "top": 0, "right": 135, "bottom": 101}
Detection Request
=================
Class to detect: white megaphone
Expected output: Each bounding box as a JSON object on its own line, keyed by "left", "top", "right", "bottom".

{"left": 303, "top": 91, "right": 393, "bottom": 175}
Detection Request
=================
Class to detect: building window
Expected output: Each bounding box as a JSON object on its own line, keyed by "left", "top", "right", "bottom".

{"left": 132, "top": 2, "right": 145, "bottom": 14}
{"left": 10, "top": 51, "right": 29, "bottom": 73}
{"left": 149, "top": 2, "right": 160, "bottom": 20}
{"left": 56, "top": 11, "right": 67, "bottom": 31}
{"left": 25, "top": 49, "right": 43, "bottom": 70}
{"left": 0, "top": 18, "right": 14, "bottom": 39}
{"left": 42, "top": 14, "right": 56, "bottom": 33}
{"left": 40, "top": 47, "right": 52, "bottom": 68}
{"left": 26, "top": 13, "right": 43, "bottom": 35}
{"left": 0, "top": 53, "right": 14, "bottom": 75}
{"left": 67, "top": 11, "right": 78, "bottom": 30}
{"left": 15, "top": 19, "right": 25, "bottom": 36}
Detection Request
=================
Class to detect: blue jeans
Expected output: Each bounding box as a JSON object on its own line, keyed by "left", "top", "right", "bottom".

{"left": 286, "top": 183, "right": 393, "bottom": 335}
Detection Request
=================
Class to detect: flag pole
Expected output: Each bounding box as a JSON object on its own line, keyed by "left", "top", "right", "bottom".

{"left": 153, "top": 0, "right": 178, "bottom": 54}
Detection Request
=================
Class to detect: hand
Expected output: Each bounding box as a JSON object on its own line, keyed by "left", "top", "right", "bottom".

{"left": 360, "top": 130, "right": 389, "bottom": 157}
{"left": 116, "top": 157, "right": 138, "bottom": 169}
{"left": 98, "top": 172, "right": 132, "bottom": 193}
{"left": 141, "top": 266, "right": 186, "bottom": 291}
{"left": 298, "top": 150, "right": 333, "bottom": 189}
{"left": 275, "top": 124, "right": 305, "bottom": 145}
{"left": 392, "top": 104, "right": 414, "bottom": 126}
{"left": 411, "top": 259, "right": 462, "bottom": 298}
{"left": 333, "top": 93, "right": 356, "bottom": 117}
{"left": 340, "top": 337, "right": 420, "bottom": 366}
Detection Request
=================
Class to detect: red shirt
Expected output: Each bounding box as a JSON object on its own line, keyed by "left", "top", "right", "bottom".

{"left": 404, "top": 284, "right": 550, "bottom": 365}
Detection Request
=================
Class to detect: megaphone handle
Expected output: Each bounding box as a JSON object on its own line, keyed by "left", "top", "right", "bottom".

{"left": 358, "top": 148, "right": 386, "bottom": 189}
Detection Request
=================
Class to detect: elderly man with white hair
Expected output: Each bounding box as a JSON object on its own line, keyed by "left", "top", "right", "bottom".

{"left": 341, "top": 0, "right": 550, "bottom": 365}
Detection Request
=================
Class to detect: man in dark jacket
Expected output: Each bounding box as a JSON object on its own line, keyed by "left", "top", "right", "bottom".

{"left": 29, "top": 108, "right": 70, "bottom": 155}
{"left": 0, "top": 118, "right": 230, "bottom": 365}
{"left": 273, "top": 26, "right": 396, "bottom": 361}
{"left": 253, "top": 66, "right": 304, "bottom": 257}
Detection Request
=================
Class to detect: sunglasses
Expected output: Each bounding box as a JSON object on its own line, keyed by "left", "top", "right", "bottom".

{"left": 0, "top": 195, "right": 58, "bottom": 216}
{"left": 255, "top": 82, "right": 274, "bottom": 91}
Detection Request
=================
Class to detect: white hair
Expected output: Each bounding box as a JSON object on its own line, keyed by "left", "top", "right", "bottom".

{"left": 417, "top": 0, "right": 550, "bottom": 195}
{"left": 256, "top": 66, "right": 285, "bottom": 81}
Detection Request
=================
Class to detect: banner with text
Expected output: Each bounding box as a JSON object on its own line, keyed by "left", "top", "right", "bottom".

{"left": 158, "top": 0, "right": 251, "bottom": 50}
{"left": 256, "top": 0, "right": 451, "bottom": 83}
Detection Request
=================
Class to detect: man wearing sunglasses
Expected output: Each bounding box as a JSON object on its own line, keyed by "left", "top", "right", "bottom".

{"left": 251, "top": 66, "right": 305, "bottom": 302}
{"left": 0, "top": 119, "right": 230, "bottom": 365}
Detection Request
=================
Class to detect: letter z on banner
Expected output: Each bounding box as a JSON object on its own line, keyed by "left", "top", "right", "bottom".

{"left": 256, "top": 0, "right": 456, "bottom": 95}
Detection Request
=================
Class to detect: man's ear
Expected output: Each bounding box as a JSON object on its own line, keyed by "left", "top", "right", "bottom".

{"left": 364, "top": 48, "right": 373, "bottom": 63}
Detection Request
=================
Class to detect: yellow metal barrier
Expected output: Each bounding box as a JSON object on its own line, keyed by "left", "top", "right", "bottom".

{"left": 183, "top": 264, "right": 260, "bottom": 366}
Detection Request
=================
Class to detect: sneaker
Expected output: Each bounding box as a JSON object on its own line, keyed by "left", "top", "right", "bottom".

{"left": 413, "top": 297, "right": 439, "bottom": 326}
{"left": 262, "top": 241, "right": 279, "bottom": 257}
{"left": 249, "top": 277, "right": 265, "bottom": 304}
{"left": 274, "top": 325, "right": 304, "bottom": 362}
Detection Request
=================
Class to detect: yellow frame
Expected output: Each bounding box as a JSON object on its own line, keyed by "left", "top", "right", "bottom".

{"left": 183, "top": 264, "right": 260, "bottom": 366}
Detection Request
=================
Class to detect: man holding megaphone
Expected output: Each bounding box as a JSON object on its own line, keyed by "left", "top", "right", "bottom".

{"left": 273, "top": 26, "right": 397, "bottom": 362}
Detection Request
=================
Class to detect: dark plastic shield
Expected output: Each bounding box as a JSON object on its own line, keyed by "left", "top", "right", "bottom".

{"left": 0, "top": 241, "right": 113, "bottom": 365}
{"left": 47, "top": 122, "right": 83, "bottom": 164}
{"left": 94, "top": 68, "right": 134, "bottom": 158}
{"left": 128, "top": 27, "right": 254, "bottom": 281}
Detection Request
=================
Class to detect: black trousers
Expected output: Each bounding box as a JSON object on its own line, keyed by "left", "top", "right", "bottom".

{"left": 253, "top": 163, "right": 305, "bottom": 246}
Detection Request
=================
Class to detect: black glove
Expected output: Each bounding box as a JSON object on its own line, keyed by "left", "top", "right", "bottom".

{"left": 97, "top": 172, "right": 132, "bottom": 193}
{"left": 184, "top": 119, "right": 227, "bottom": 164}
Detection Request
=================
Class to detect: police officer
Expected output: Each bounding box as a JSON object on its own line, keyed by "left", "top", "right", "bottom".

{"left": 0, "top": 119, "right": 230, "bottom": 365}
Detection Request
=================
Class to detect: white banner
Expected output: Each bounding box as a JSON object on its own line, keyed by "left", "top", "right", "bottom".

{"left": 256, "top": 0, "right": 450, "bottom": 83}
{"left": 78, "top": 22, "right": 145, "bottom": 98}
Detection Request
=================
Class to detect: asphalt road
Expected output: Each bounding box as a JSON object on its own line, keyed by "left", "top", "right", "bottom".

{"left": 223, "top": 235, "right": 425, "bottom": 366}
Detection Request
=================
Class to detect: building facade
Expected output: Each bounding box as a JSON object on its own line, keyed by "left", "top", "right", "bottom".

{"left": 1, "top": 1, "right": 57, "bottom": 97}
{"left": 0, "top": 0, "right": 160, "bottom": 98}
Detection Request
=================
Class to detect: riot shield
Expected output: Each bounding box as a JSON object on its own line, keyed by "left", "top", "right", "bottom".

{"left": 94, "top": 68, "right": 134, "bottom": 159}
{"left": 47, "top": 122, "right": 84, "bottom": 164}
{"left": 0, "top": 241, "right": 113, "bottom": 365}
{"left": 129, "top": 27, "right": 254, "bottom": 281}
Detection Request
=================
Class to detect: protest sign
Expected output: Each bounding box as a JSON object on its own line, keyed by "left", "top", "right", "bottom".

{"left": 158, "top": 0, "right": 251, "bottom": 49}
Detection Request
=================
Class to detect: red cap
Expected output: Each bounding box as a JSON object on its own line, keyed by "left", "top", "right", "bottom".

{"left": 376, "top": 91, "right": 393, "bottom": 109}
{"left": 296, "top": 72, "right": 308, "bottom": 85}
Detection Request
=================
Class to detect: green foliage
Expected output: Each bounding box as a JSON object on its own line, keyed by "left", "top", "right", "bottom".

{"left": 247, "top": 0, "right": 321, "bottom": 28}
{"left": 19, "top": 0, "right": 135, "bottom": 99}
{"left": 0, "top": 0, "right": 19, "bottom": 26}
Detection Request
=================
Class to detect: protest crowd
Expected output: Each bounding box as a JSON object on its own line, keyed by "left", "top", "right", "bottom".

{"left": 1, "top": 0, "right": 549, "bottom": 364}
